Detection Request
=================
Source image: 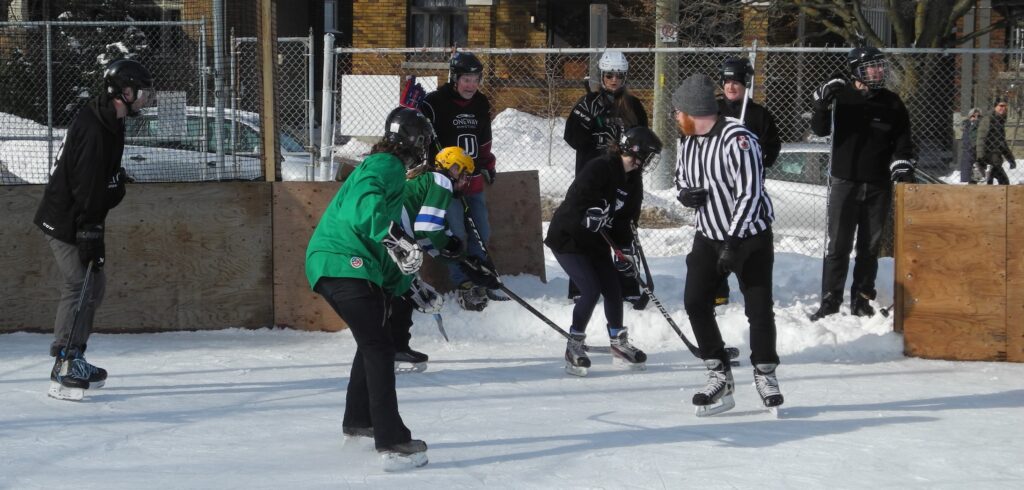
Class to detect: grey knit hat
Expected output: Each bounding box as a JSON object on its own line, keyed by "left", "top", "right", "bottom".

{"left": 672, "top": 74, "right": 718, "bottom": 116}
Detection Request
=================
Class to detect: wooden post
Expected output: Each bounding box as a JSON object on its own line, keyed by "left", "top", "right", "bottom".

{"left": 259, "top": 0, "right": 278, "bottom": 181}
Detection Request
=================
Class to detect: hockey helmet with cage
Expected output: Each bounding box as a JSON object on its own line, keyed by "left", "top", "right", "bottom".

{"left": 104, "top": 59, "right": 154, "bottom": 116}
{"left": 719, "top": 57, "right": 752, "bottom": 86}
{"left": 449, "top": 52, "right": 484, "bottom": 84}
{"left": 434, "top": 146, "right": 475, "bottom": 181}
{"left": 619, "top": 127, "right": 663, "bottom": 173}
{"left": 384, "top": 107, "right": 434, "bottom": 168}
{"left": 847, "top": 46, "right": 887, "bottom": 89}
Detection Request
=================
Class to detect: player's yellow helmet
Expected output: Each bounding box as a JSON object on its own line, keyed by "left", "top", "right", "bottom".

{"left": 434, "top": 146, "right": 475, "bottom": 177}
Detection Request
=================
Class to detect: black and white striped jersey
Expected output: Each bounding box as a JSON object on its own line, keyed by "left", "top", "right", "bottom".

{"left": 674, "top": 117, "right": 774, "bottom": 241}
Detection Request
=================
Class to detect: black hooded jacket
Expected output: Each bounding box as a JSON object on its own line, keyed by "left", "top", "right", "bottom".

{"left": 544, "top": 153, "right": 642, "bottom": 257}
{"left": 718, "top": 97, "right": 781, "bottom": 168}
{"left": 34, "top": 94, "right": 126, "bottom": 243}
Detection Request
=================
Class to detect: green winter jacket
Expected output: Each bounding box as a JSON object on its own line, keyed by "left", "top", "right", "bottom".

{"left": 404, "top": 170, "right": 456, "bottom": 253}
{"left": 305, "top": 152, "right": 409, "bottom": 293}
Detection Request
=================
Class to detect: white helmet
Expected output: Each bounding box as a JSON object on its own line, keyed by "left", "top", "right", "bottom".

{"left": 599, "top": 50, "right": 628, "bottom": 73}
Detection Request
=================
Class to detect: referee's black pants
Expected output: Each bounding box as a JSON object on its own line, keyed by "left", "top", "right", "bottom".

{"left": 315, "top": 277, "right": 412, "bottom": 450}
{"left": 683, "top": 231, "right": 779, "bottom": 367}
{"left": 821, "top": 178, "right": 891, "bottom": 303}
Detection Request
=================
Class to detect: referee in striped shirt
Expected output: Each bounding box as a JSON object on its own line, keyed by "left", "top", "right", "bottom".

{"left": 673, "top": 74, "right": 782, "bottom": 409}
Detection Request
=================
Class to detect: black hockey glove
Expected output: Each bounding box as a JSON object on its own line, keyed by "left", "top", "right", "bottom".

{"left": 1010, "top": 160, "right": 1018, "bottom": 170}
{"left": 613, "top": 256, "right": 637, "bottom": 279}
{"left": 480, "top": 167, "right": 496, "bottom": 185}
{"left": 582, "top": 201, "right": 611, "bottom": 232}
{"left": 813, "top": 75, "right": 846, "bottom": 108}
{"left": 717, "top": 238, "right": 743, "bottom": 276}
{"left": 439, "top": 234, "right": 463, "bottom": 261}
{"left": 459, "top": 256, "right": 500, "bottom": 289}
{"left": 76, "top": 224, "right": 105, "bottom": 268}
{"left": 404, "top": 276, "right": 443, "bottom": 314}
{"left": 676, "top": 187, "right": 708, "bottom": 209}
{"left": 629, "top": 293, "right": 650, "bottom": 311}
{"left": 381, "top": 222, "right": 423, "bottom": 275}
{"left": 889, "top": 160, "right": 915, "bottom": 183}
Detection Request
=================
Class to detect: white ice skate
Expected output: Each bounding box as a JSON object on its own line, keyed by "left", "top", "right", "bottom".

{"left": 609, "top": 328, "right": 647, "bottom": 371}
{"left": 753, "top": 363, "right": 784, "bottom": 418}
{"left": 692, "top": 359, "right": 735, "bottom": 417}
{"left": 564, "top": 332, "right": 590, "bottom": 377}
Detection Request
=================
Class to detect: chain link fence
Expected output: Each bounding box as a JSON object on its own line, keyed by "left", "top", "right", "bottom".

{"left": 325, "top": 46, "right": 1024, "bottom": 257}
{"left": 0, "top": 20, "right": 238, "bottom": 183}
{"left": 232, "top": 33, "right": 315, "bottom": 181}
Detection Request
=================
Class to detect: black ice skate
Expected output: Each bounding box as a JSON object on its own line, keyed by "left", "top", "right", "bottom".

{"left": 378, "top": 439, "right": 428, "bottom": 471}
{"left": 456, "top": 281, "right": 488, "bottom": 311}
{"left": 693, "top": 359, "right": 735, "bottom": 417}
{"left": 753, "top": 363, "right": 784, "bottom": 417}
{"left": 394, "top": 349, "right": 429, "bottom": 374}
{"left": 48, "top": 353, "right": 105, "bottom": 401}
{"left": 609, "top": 328, "right": 647, "bottom": 371}
{"left": 564, "top": 332, "right": 591, "bottom": 377}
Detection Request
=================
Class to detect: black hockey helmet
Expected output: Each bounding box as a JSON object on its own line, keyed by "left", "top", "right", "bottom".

{"left": 104, "top": 59, "right": 154, "bottom": 116}
{"left": 619, "top": 126, "right": 663, "bottom": 173}
{"left": 720, "top": 57, "right": 752, "bottom": 86}
{"left": 847, "top": 46, "right": 887, "bottom": 89}
{"left": 384, "top": 107, "right": 434, "bottom": 168}
{"left": 449, "top": 51, "right": 484, "bottom": 84}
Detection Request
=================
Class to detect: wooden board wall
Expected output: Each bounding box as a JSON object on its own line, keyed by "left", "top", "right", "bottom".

{"left": 896, "top": 184, "right": 1020, "bottom": 361}
{"left": 273, "top": 170, "right": 545, "bottom": 330}
{"left": 0, "top": 183, "right": 274, "bottom": 332}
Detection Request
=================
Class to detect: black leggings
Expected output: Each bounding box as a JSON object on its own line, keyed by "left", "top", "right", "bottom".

{"left": 554, "top": 251, "right": 623, "bottom": 333}
{"left": 315, "top": 277, "right": 411, "bottom": 449}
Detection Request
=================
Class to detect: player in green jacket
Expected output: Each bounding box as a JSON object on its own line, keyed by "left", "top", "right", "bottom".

{"left": 305, "top": 107, "right": 433, "bottom": 469}
{"left": 389, "top": 146, "right": 477, "bottom": 372}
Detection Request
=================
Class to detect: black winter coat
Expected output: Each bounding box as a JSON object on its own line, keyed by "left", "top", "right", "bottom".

{"left": 718, "top": 97, "right": 781, "bottom": 168}
{"left": 563, "top": 89, "right": 648, "bottom": 174}
{"left": 810, "top": 85, "right": 914, "bottom": 183}
{"left": 34, "top": 94, "right": 126, "bottom": 243}
{"left": 981, "top": 113, "right": 1016, "bottom": 167}
{"left": 545, "top": 153, "right": 642, "bottom": 258}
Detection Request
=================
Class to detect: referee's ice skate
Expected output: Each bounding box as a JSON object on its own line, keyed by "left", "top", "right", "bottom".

{"left": 394, "top": 349, "right": 428, "bottom": 374}
{"left": 378, "top": 439, "right": 428, "bottom": 471}
{"left": 692, "top": 359, "right": 735, "bottom": 417}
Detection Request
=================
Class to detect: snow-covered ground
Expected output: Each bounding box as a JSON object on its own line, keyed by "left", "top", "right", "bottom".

{"left": 3, "top": 249, "right": 1023, "bottom": 488}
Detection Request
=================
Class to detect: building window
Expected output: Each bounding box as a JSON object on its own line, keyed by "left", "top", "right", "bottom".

{"left": 409, "top": 0, "right": 467, "bottom": 48}
{"left": 1012, "top": 20, "right": 1024, "bottom": 68}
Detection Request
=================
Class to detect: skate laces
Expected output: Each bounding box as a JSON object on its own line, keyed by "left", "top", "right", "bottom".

{"left": 754, "top": 368, "right": 781, "bottom": 397}
{"left": 69, "top": 358, "right": 97, "bottom": 380}
{"left": 700, "top": 368, "right": 730, "bottom": 396}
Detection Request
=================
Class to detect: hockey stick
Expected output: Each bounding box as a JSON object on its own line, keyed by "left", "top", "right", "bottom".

{"left": 459, "top": 200, "right": 572, "bottom": 340}
{"left": 630, "top": 221, "right": 654, "bottom": 293}
{"left": 459, "top": 257, "right": 572, "bottom": 340}
{"left": 598, "top": 229, "right": 740, "bottom": 365}
{"left": 53, "top": 261, "right": 95, "bottom": 383}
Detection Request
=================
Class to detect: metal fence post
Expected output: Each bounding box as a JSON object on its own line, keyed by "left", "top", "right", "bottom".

{"left": 45, "top": 22, "right": 54, "bottom": 174}
{"left": 318, "top": 33, "right": 336, "bottom": 182}
{"left": 307, "top": 28, "right": 316, "bottom": 180}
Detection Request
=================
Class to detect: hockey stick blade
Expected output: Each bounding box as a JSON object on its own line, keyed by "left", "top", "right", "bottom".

{"left": 433, "top": 313, "right": 449, "bottom": 342}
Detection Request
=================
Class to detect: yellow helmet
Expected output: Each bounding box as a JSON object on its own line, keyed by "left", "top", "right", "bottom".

{"left": 434, "top": 146, "right": 475, "bottom": 177}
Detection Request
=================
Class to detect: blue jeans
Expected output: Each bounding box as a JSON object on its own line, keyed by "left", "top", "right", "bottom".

{"left": 447, "top": 192, "right": 491, "bottom": 285}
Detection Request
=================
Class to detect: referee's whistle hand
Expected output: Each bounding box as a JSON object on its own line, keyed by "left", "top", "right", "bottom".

{"left": 676, "top": 187, "right": 708, "bottom": 209}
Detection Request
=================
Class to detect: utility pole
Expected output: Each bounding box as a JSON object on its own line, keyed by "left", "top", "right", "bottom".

{"left": 651, "top": 0, "right": 679, "bottom": 190}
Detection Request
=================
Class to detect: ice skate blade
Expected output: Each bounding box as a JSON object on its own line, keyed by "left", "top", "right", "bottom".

{"left": 380, "top": 451, "right": 428, "bottom": 471}
{"left": 612, "top": 357, "right": 647, "bottom": 371}
{"left": 694, "top": 395, "right": 735, "bottom": 417}
{"left": 564, "top": 363, "right": 588, "bottom": 377}
{"left": 767, "top": 406, "right": 780, "bottom": 418}
{"left": 394, "top": 362, "right": 427, "bottom": 374}
{"left": 47, "top": 382, "right": 84, "bottom": 401}
{"left": 91, "top": 380, "right": 105, "bottom": 389}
